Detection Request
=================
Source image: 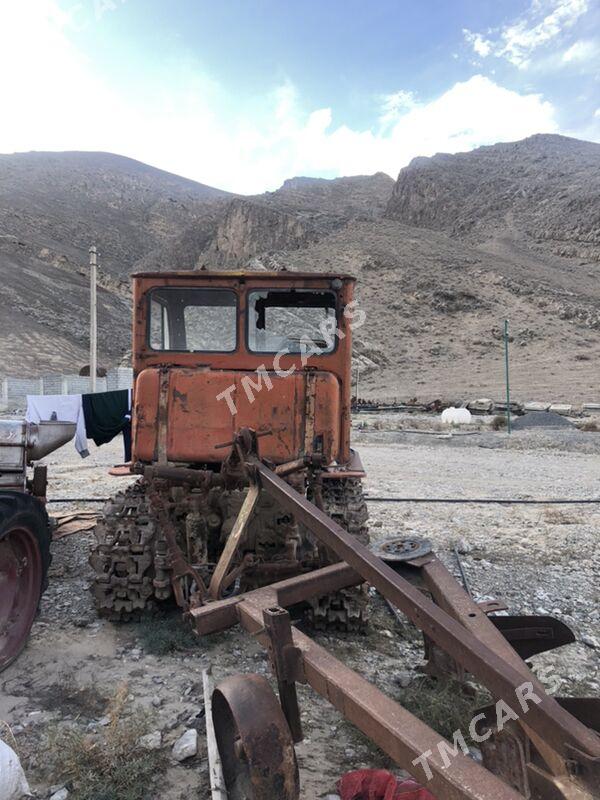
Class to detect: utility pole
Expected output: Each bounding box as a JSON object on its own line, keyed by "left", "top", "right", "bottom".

{"left": 504, "top": 319, "right": 511, "bottom": 434}
{"left": 89, "top": 246, "right": 98, "bottom": 393}
{"left": 355, "top": 365, "right": 360, "bottom": 401}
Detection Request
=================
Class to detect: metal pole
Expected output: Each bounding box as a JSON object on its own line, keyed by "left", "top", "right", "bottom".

{"left": 89, "top": 246, "right": 97, "bottom": 393}
{"left": 355, "top": 365, "right": 360, "bottom": 400}
{"left": 202, "top": 667, "right": 228, "bottom": 800}
{"left": 504, "top": 319, "right": 511, "bottom": 434}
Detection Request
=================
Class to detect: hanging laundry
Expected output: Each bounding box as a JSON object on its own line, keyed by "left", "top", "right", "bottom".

{"left": 82, "top": 389, "right": 131, "bottom": 459}
{"left": 26, "top": 394, "right": 89, "bottom": 457}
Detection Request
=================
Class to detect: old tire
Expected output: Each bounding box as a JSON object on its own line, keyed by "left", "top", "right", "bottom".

{"left": 213, "top": 674, "right": 300, "bottom": 800}
{"left": 0, "top": 492, "right": 51, "bottom": 672}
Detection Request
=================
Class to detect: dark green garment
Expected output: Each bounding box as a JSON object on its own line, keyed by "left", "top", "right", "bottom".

{"left": 82, "top": 389, "right": 129, "bottom": 446}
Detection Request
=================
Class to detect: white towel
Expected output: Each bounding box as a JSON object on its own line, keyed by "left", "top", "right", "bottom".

{"left": 26, "top": 394, "right": 89, "bottom": 457}
{"left": 0, "top": 739, "right": 31, "bottom": 798}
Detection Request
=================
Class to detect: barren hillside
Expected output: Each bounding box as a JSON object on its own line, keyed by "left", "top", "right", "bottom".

{"left": 386, "top": 134, "right": 600, "bottom": 262}
{"left": 0, "top": 137, "right": 598, "bottom": 401}
{"left": 267, "top": 220, "right": 600, "bottom": 401}
{"left": 0, "top": 151, "right": 231, "bottom": 274}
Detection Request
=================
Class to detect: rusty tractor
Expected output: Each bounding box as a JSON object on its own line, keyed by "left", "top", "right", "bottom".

{"left": 88, "top": 269, "right": 599, "bottom": 799}
{"left": 0, "top": 419, "right": 75, "bottom": 670}
{"left": 90, "top": 271, "right": 369, "bottom": 629}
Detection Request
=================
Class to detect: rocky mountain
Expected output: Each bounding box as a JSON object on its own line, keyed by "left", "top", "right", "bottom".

{"left": 139, "top": 171, "right": 394, "bottom": 269}
{"left": 266, "top": 172, "right": 394, "bottom": 221}
{"left": 0, "top": 151, "right": 233, "bottom": 372}
{"left": 385, "top": 134, "right": 600, "bottom": 262}
{"left": 0, "top": 151, "right": 231, "bottom": 274}
{"left": 1, "top": 137, "right": 599, "bottom": 402}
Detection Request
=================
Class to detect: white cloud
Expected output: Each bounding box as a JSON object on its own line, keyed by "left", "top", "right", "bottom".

{"left": 379, "top": 90, "right": 417, "bottom": 127}
{"left": 594, "top": 108, "right": 600, "bottom": 118}
{"left": 464, "top": 0, "right": 589, "bottom": 68}
{"left": 562, "top": 39, "right": 600, "bottom": 62}
{"left": 463, "top": 29, "right": 493, "bottom": 58}
{"left": 0, "top": 1, "right": 559, "bottom": 193}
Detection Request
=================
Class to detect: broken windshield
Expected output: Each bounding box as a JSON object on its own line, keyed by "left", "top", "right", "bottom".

{"left": 247, "top": 289, "right": 337, "bottom": 354}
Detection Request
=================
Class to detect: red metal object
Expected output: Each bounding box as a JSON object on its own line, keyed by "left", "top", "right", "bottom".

{"left": 131, "top": 271, "right": 356, "bottom": 467}
{"left": 218, "top": 589, "right": 523, "bottom": 800}
{"left": 251, "top": 458, "right": 600, "bottom": 765}
{"left": 337, "top": 770, "right": 437, "bottom": 800}
{"left": 0, "top": 524, "right": 42, "bottom": 670}
{"left": 262, "top": 606, "right": 304, "bottom": 744}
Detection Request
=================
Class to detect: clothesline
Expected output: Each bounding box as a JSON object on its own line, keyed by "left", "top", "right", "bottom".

{"left": 26, "top": 389, "right": 131, "bottom": 459}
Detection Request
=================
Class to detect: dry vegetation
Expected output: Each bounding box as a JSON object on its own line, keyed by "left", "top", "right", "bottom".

{"left": 45, "top": 684, "right": 166, "bottom": 800}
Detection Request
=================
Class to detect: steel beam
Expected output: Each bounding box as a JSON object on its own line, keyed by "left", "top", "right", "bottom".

{"left": 189, "top": 562, "right": 362, "bottom": 635}
{"left": 234, "top": 591, "right": 524, "bottom": 800}
{"left": 252, "top": 458, "right": 600, "bottom": 763}
{"left": 420, "top": 557, "right": 570, "bottom": 789}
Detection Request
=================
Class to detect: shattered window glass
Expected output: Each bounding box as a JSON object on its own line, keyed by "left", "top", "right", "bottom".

{"left": 248, "top": 289, "right": 337, "bottom": 354}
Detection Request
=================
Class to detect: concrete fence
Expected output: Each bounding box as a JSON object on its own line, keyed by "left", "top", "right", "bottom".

{"left": 0, "top": 367, "right": 133, "bottom": 412}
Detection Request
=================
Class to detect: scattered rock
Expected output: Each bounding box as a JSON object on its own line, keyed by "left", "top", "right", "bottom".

{"left": 467, "top": 398, "right": 493, "bottom": 414}
{"left": 581, "top": 635, "right": 599, "bottom": 649}
{"left": 172, "top": 728, "right": 198, "bottom": 761}
{"left": 50, "top": 789, "right": 69, "bottom": 800}
{"left": 549, "top": 403, "right": 573, "bottom": 416}
{"left": 524, "top": 402, "right": 550, "bottom": 412}
{"left": 394, "top": 671, "right": 413, "bottom": 689}
{"left": 139, "top": 731, "right": 162, "bottom": 751}
{"left": 456, "top": 538, "right": 473, "bottom": 554}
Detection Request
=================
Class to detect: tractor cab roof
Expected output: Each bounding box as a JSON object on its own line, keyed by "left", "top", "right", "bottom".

{"left": 131, "top": 270, "right": 355, "bottom": 282}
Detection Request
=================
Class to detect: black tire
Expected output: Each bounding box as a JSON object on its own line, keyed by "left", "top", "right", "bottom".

{"left": 0, "top": 491, "right": 52, "bottom": 671}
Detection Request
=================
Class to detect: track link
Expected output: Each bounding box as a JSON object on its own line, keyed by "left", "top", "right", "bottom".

{"left": 309, "top": 477, "right": 370, "bottom": 632}
{"left": 89, "top": 481, "right": 158, "bottom": 620}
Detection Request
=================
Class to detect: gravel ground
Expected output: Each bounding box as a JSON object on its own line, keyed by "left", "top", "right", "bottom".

{"left": 1, "top": 414, "right": 599, "bottom": 799}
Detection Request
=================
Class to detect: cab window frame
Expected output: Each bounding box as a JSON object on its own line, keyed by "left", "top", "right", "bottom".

{"left": 147, "top": 286, "right": 239, "bottom": 354}
{"left": 245, "top": 287, "right": 340, "bottom": 355}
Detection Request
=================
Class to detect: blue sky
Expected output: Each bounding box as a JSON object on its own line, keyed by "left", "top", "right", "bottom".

{"left": 1, "top": 0, "right": 599, "bottom": 192}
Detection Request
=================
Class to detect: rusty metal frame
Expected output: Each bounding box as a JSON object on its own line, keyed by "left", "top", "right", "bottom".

{"left": 193, "top": 579, "right": 524, "bottom": 800}
{"left": 209, "top": 483, "right": 260, "bottom": 599}
{"left": 263, "top": 606, "right": 304, "bottom": 744}
{"left": 417, "top": 556, "right": 595, "bottom": 797}
{"left": 188, "top": 437, "right": 600, "bottom": 800}
{"left": 250, "top": 459, "right": 600, "bottom": 765}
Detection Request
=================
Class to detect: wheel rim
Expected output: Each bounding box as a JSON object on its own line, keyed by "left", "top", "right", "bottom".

{"left": 0, "top": 525, "right": 42, "bottom": 670}
{"left": 213, "top": 674, "right": 300, "bottom": 800}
